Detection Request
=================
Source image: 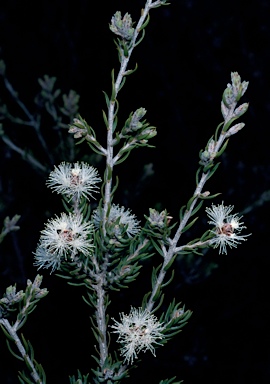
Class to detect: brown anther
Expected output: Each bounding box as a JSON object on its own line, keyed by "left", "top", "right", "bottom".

{"left": 218, "top": 223, "right": 234, "bottom": 236}
{"left": 70, "top": 174, "right": 80, "bottom": 185}
{"left": 61, "top": 229, "right": 74, "bottom": 242}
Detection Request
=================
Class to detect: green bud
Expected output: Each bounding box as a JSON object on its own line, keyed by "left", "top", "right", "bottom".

{"left": 231, "top": 71, "right": 241, "bottom": 91}
{"left": 137, "top": 127, "right": 156, "bottom": 140}
{"left": 226, "top": 123, "right": 245, "bottom": 137}
{"left": 13, "top": 291, "right": 25, "bottom": 303}
{"left": 148, "top": 208, "right": 166, "bottom": 228}
{"left": 69, "top": 117, "right": 88, "bottom": 138}
{"left": 130, "top": 108, "right": 147, "bottom": 131}
{"left": 0, "top": 297, "right": 9, "bottom": 305}
{"left": 200, "top": 150, "right": 210, "bottom": 162}
{"left": 6, "top": 285, "right": 16, "bottom": 300}
{"left": 34, "top": 288, "right": 48, "bottom": 299}
{"left": 33, "top": 274, "right": 43, "bottom": 288}
{"left": 222, "top": 86, "right": 235, "bottom": 107}
{"left": 233, "top": 102, "right": 249, "bottom": 118}
{"left": 241, "top": 81, "right": 249, "bottom": 97}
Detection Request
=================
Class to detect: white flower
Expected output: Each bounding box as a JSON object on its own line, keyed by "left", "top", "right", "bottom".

{"left": 34, "top": 246, "right": 62, "bottom": 272}
{"left": 92, "top": 204, "right": 140, "bottom": 238}
{"left": 111, "top": 307, "right": 165, "bottom": 364}
{"left": 46, "top": 162, "right": 101, "bottom": 200}
{"left": 205, "top": 202, "right": 250, "bottom": 254}
{"left": 34, "top": 212, "right": 93, "bottom": 271}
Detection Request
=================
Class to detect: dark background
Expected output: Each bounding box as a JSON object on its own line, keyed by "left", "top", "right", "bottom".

{"left": 0, "top": 0, "right": 269, "bottom": 383}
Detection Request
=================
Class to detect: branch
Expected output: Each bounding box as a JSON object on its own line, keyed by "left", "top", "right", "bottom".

{"left": 0, "top": 319, "right": 44, "bottom": 383}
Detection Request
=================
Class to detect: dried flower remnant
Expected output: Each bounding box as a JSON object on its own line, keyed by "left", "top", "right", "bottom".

{"left": 111, "top": 307, "right": 165, "bottom": 364}
{"left": 205, "top": 202, "right": 250, "bottom": 254}
{"left": 46, "top": 162, "right": 101, "bottom": 201}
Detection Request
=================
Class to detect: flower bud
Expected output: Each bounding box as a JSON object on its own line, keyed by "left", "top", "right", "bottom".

{"left": 222, "top": 86, "right": 235, "bottom": 107}
{"left": 130, "top": 108, "right": 147, "bottom": 131}
{"left": 13, "top": 291, "right": 25, "bottom": 303}
{"left": 221, "top": 101, "right": 229, "bottom": 119}
{"left": 137, "top": 127, "right": 157, "bottom": 140}
{"left": 233, "top": 103, "right": 249, "bottom": 118}
{"left": 34, "top": 288, "right": 49, "bottom": 299}
{"left": 226, "top": 123, "right": 245, "bottom": 137}
{"left": 33, "top": 274, "right": 43, "bottom": 288}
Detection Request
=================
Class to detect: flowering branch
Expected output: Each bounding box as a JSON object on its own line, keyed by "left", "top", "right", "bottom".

{"left": 145, "top": 72, "right": 250, "bottom": 312}
{"left": 0, "top": 1, "right": 251, "bottom": 382}
{"left": 102, "top": 1, "right": 164, "bottom": 234}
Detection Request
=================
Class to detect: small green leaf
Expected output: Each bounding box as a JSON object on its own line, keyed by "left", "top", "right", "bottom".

{"left": 186, "top": 195, "right": 197, "bottom": 211}
{"left": 134, "top": 29, "right": 145, "bottom": 47}
{"left": 214, "top": 121, "right": 224, "bottom": 142}
{"left": 151, "top": 239, "right": 164, "bottom": 257}
{"left": 118, "top": 77, "right": 126, "bottom": 92}
{"left": 0, "top": 324, "right": 14, "bottom": 341}
{"left": 190, "top": 200, "right": 203, "bottom": 217}
{"left": 102, "top": 91, "right": 110, "bottom": 108}
{"left": 114, "top": 151, "right": 131, "bottom": 165}
{"left": 206, "top": 162, "right": 220, "bottom": 180}
{"left": 124, "top": 63, "right": 138, "bottom": 76}
{"left": 215, "top": 139, "right": 229, "bottom": 158}
{"left": 139, "top": 13, "right": 150, "bottom": 30}
{"left": 6, "top": 339, "right": 24, "bottom": 361}
{"left": 164, "top": 253, "right": 177, "bottom": 271}
{"left": 161, "top": 270, "right": 175, "bottom": 288}
{"left": 102, "top": 110, "right": 108, "bottom": 128}
{"left": 179, "top": 205, "right": 186, "bottom": 221}
{"left": 181, "top": 216, "right": 198, "bottom": 234}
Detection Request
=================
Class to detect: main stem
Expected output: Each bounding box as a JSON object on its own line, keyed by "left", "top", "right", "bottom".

{"left": 102, "top": 1, "right": 155, "bottom": 235}
{"left": 96, "top": 0, "right": 168, "bottom": 374}
{"left": 95, "top": 275, "right": 108, "bottom": 366}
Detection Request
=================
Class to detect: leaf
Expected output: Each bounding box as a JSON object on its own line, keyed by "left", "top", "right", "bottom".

{"left": 181, "top": 216, "right": 198, "bottom": 234}
{"left": 161, "top": 269, "right": 175, "bottom": 288}
{"left": 215, "top": 139, "right": 229, "bottom": 158}
{"left": 102, "top": 110, "right": 108, "bottom": 128}
{"left": 6, "top": 339, "right": 24, "bottom": 361}
{"left": 139, "top": 13, "right": 150, "bottom": 30}
{"left": 102, "top": 91, "right": 110, "bottom": 108}
{"left": 190, "top": 200, "right": 203, "bottom": 217}
{"left": 124, "top": 63, "right": 138, "bottom": 76}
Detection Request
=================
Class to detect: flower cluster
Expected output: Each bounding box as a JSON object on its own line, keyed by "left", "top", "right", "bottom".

{"left": 46, "top": 162, "right": 101, "bottom": 201}
{"left": 205, "top": 202, "right": 250, "bottom": 254}
{"left": 147, "top": 208, "right": 172, "bottom": 228}
{"left": 109, "top": 12, "right": 134, "bottom": 40}
{"left": 111, "top": 307, "right": 165, "bottom": 364}
{"left": 92, "top": 204, "right": 140, "bottom": 238}
{"left": 34, "top": 212, "right": 93, "bottom": 272}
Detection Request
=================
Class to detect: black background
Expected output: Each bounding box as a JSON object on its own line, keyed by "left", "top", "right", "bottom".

{"left": 0, "top": 0, "right": 269, "bottom": 383}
